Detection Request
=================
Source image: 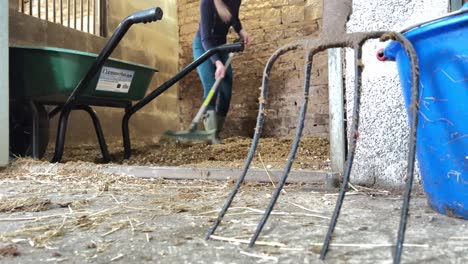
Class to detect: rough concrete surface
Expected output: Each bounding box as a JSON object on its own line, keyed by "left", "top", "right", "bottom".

{"left": 345, "top": 0, "right": 448, "bottom": 186}
{"left": 0, "top": 163, "right": 467, "bottom": 263}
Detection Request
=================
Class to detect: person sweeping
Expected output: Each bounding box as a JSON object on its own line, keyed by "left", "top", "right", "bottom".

{"left": 193, "top": 0, "right": 252, "bottom": 144}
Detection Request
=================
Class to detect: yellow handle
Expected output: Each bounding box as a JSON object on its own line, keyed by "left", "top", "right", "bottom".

{"left": 203, "top": 79, "right": 222, "bottom": 106}
{"left": 193, "top": 53, "right": 235, "bottom": 124}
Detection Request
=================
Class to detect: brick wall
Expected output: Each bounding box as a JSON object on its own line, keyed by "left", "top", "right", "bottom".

{"left": 177, "top": 0, "right": 328, "bottom": 138}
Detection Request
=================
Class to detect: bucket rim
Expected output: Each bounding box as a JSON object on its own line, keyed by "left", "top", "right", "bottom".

{"left": 384, "top": 7, "right": 468, "bottom": 60}
{"left": 400, "top": 8, "right": 468, "bottom": 34}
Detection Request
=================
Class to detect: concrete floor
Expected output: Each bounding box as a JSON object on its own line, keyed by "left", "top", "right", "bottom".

{"left": 0, "top": 163, "right": 467, "bottom": 264}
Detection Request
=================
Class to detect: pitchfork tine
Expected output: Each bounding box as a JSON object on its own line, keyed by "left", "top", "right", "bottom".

{"left": 249, "top": 49, "right": 314, "bottom": 247}
{"left": 320, "top": 45, "right": 364, "bottom": 260}
{"left": 382, "top": 32, "right": 420, "bottom": 264}
{"left": 205, "top": 42, "right": 304, "bottom": 240}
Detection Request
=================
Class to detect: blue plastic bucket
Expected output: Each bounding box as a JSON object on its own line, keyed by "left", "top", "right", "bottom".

{"left": 384, "top": 7, "right": 468, "bottom": 219}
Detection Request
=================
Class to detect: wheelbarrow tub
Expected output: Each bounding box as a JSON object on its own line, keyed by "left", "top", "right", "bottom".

{"left": 9, "top": 46, "right": 157, "bottom": 102}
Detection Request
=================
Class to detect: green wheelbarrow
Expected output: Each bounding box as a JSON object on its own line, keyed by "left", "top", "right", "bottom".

{"left": 9, "top": 7, "right": 163, "bottom": 162}
{"left": 9, "top": 46, "right": 157, "bottom": 160}
{"left": 9, "top": 7, "right": 244, "bottom": 163}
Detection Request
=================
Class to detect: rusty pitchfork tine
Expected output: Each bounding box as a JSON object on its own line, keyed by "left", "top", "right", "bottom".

{"left": 205, "top": 42, "right": 304, "bottom": 240}
{"left": 248, "top": 49, "right": 314, "bottom": 247}
{"left": 320, "top": 45, "right": 364, "bottom": 260}
{"left": 381, "top": 32, "right": 420, "bottom": 264}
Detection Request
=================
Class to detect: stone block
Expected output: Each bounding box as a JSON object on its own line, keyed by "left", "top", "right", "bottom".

{"left": 281, "top": 5, "right": 305, "bottom": 24}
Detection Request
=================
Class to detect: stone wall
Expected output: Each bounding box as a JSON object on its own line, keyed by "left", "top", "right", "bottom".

{"left": 9, "top": 0, "right": 179, "bottom": 144}
{"left": 345, "top": 0, "right": 448, "bottom": 186}
{"left": 177, "top": 0, "right": 327, "bottom": 138}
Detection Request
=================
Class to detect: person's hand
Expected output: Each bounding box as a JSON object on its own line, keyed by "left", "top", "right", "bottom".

{"left": 215, "top": 60, "right": 226, "bottom": 79}
{"left": 239, "top": 29, "right": 253, "bottom": 47}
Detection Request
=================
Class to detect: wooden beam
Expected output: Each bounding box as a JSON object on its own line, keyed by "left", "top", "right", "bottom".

{"left": 328, "top": 49, "right": 346, "bottom": 176}
{"left": 450, "top": 0, "right": 463, "bottom": 11}
{"left": 0, "top": 0, "right": 9, "bottom": 167}
{"left": 17, "top": 163, "right": 337, "bottom": 185}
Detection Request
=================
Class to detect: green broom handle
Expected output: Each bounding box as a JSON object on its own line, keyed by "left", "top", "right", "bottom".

{"left": 191, "top": 53, "right": 235, "bottom": 127}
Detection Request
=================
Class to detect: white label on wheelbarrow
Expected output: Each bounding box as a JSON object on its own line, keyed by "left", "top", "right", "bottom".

{"left": 96, "top": 66, "right": 134, "bottom": 93}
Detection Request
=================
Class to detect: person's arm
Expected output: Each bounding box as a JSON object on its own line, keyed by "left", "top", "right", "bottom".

{"left": 231, "top": 1, "right": 243, "bottom": 33}
{"left": 199, "top": 0, "right": 221, "bottom": 64}
{"left": 232, "top": 1, "right": 252, "bottom": 46}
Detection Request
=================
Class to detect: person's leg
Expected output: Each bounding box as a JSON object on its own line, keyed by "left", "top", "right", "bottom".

{"left": 192, "top": 36, "right": 220, "bottom": 139}
{"left": 216, "top": 52, "right": 233, "bottom": 116}
{"left": 192, "top": 36, "right": 217, "bottom": 111}
{"left": 212, "top": 52, "right": 233, "bottom": 142}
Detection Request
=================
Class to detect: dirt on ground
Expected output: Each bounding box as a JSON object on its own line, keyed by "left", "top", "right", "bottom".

{"left": 0, "top": 161, "right": 467, "bottom": 264}
{"left": 43, "top": 137, "right": 330, "bottom": 170}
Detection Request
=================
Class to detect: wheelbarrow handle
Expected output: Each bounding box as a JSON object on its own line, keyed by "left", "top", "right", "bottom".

{"left": 215, "top": 42, "right": 245, "bottom": 54}
{"left": 62, "top": 7, "right": 164, "bottom": 110}
{"left": 128, "top": 7, "right": 164, "bottom": 24}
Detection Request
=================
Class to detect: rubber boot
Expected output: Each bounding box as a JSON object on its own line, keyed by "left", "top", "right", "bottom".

{"left": 203, "top": 110, "right": 224, "bottom": 144}
{"left": 203, "top": 110, "right": 217, "bottom": 132}
{"left": 215, "top": 113, "right": 226, "bottom": 144}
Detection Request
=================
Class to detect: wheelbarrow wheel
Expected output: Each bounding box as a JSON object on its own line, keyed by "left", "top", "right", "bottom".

{"left": 9, "top": 102, "right": 50, "bottom": 159}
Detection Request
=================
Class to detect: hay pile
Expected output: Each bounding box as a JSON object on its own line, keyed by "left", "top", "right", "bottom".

{"left": 45, "top": 137, "right": 330, "bottom": 170}
{"left": 0, "top": 197, "right": 52, "bottom": 213}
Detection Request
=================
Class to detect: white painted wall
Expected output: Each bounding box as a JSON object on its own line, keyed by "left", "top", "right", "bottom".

{"left": 345, "top": 0, "right": 447, "bottom": 186}
{"left": 0, "top": 0, "right": 9, "bottom": 167}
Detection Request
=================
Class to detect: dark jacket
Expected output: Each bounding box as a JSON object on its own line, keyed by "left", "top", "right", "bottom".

{"left": 196, "top": 0, "right": 242, "bottom": 64}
